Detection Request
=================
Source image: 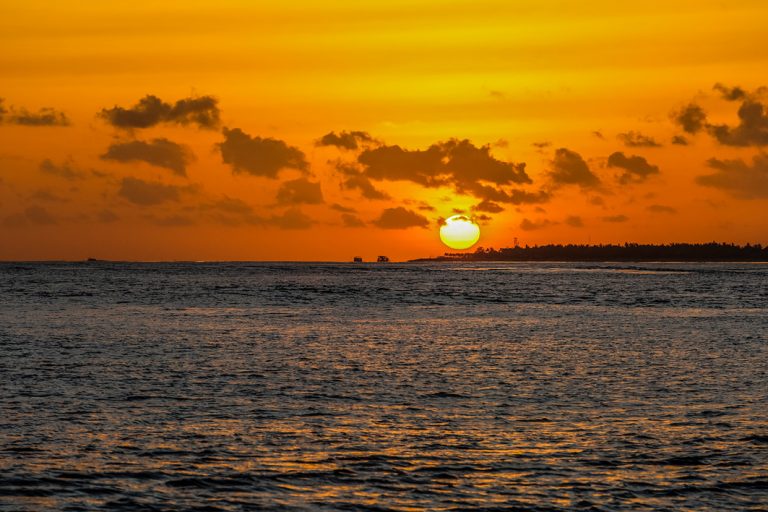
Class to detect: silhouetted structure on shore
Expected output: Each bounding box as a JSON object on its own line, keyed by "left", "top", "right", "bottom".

{"left": 413, "top": 243, "right": 768, "bottom": 262}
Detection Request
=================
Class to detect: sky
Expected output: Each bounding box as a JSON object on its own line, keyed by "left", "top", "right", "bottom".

{"left": 1, "top": 0, "right": 767, "bottom": 261}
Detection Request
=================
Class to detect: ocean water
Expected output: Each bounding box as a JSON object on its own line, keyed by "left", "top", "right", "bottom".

{"left": 0, "top": 261, "right": 767, "bottom": 511}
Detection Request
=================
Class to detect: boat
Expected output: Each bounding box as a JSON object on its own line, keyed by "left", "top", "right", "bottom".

{"left": 376, "top": 255, "right": 390, "bottom": 262}
{"left": 353, "top": 256, "right": 363, "bottom": 263}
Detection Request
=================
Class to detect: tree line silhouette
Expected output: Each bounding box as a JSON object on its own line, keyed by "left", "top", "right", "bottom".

{"left": 416, "top": 243, "right": 768, "bottom": 262}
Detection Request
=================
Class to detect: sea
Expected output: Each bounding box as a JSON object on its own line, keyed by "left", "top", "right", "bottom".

{"left": 0, "top": 261, "right": 766, "bottom": 511}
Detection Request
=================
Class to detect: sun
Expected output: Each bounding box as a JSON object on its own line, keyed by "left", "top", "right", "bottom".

{"left": 439, "top": 215, "right": 481, "bottom": 250}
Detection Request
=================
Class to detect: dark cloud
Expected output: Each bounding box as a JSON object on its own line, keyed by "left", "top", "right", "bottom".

{"left": 520, "top": 218, "right": 554, "bottom": 231}
{"left": 218, "top": 128, "right": 308, "bottom": 177}
{"left": 270, "top": 208, "right": 313, "bottom": 229}
{"left": 341, "top": 213, "right": 365, "bottom": 227}
{"left": 98, "top": 209, "right": 119, "bottom": 223}
{"left": 607, "top": 152, "right": 660, "bottom": 184}
{"left": 618, "top": 131, "right": 662, "bottom": 148}
{"left": 5, "top": 106, "right": 70, "bottom": 126}
{"left": 357, "top": 139, "right": 531, "bottom": 201}
{"left": 413, "top": 201, "right": 435, "bottom": 211}
{"left": 673, "top": 103, "right": 707, "bottom": 134}
{"left": 317, "top": 131, "right": 378, "bottom": 150}
{"left": 373, "top": 207, "right": 429, "bottom": 229}
{"left": 276, "top": 178, "right": 324, "bottom": 204}
{"left": 101, "top": 138, "right": 192, "bottom": 176}
{"left": 99, "top": 94, "right": 220, "bottom": 129}
{"left": 708, "top": 100, "right": 768, "bottom": 146}
{"left": 671, "top": 135, "right": 689, "bottom": 145}
{"left": 713, "top": 83, "right": 748, "bottom": 101}
{"left": 118, "top": 177, "right": 184, "bottom": 205}
{"left": 549, "top": 148, "right": 600, "bottom": 188}
{"left": 472, "top": 199, "right": 504, "bottom": 213}
{"left": 696, "top": 153, "right": 768, "bottom": 199}
{"left": 199, "top": 197, "right": 262, "bottom": 226}
{"left": 330, "top": 203, "right": 356, "bottom": 213}
{"left": 3, "top": 205, "right": 57, "bottom": 227}
{"left": 341, "top": 171, "right": 390, "bottom": 200}
{"left": 204, "top": 197, "right": 254, "bottom": 216}
{"left": 603, "top": 214, "right": 629, "bottom": 223}
{"left": 564, "top": 215, "right": 583, "bottom": 227}
{"left": 647, "top": 204, "right": 676, "bottom": 214}
{"left": 30, "top": 189, "right": 68, "bottom": 203}
{"left": 532, "top": 141, "right": 551, "bottom": 149}
{"left": 24, "top": 205, "right": 56, "bottom": 224}
{"left": 39, "top": 158, "right": 84, "bottom": 180}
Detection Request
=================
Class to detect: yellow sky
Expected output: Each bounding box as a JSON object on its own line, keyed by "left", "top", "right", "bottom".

{"left": 1, "top": 0, "right": 767, "bottom": 260}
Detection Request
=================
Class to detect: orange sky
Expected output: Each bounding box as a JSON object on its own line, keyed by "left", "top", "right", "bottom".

{"left": 1, "top": 0, "right": 767, "bottom": 261}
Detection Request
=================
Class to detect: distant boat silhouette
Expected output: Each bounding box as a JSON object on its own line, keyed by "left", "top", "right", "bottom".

{"left": 376, "top": 255, "right": 390, "bottom": 262}
{"left": 353, "top": 256, "right": 363, "bottom": 263}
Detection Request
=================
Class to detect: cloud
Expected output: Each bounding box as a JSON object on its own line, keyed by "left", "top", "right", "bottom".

{"left": 317, "top": 131, "right": 378, "bottom": 150}
{"left": 564, "top": 215, "right": 583, "bottom": 227}
{"left": 713, "top": 83, "right": 748, "bottom": 101}
{"left": 199, "top": 197, "right": 313, "bottom": 229}
{"left": 203, "top": 197, "right": 254, "bottom": 216}
{"left": 708, "top": 100, "right": 768, "bottom": 146}
{"left": 99, "top": 94, "right": 220, "bottom": 129}
{"left": 357, "top": 139, "right": 531, "bottom": 200}
{"left": 217, "top": 128, "right": 308, "bottom": 177}
{"left": 276, "top": 177, "right": 324, "bottom": 204}
{"left": 5, "top": 106, "right": 70, "bottom": 126}
{"left": 3, "top": 205, "right": 57, "bottom": 227}
{"left": 339, "top": 165, "right": 390, "bottom": 200}
{"left": 198, "top": 196, "right": 263, "bottom": 226}
{"left": 673, "top": 103, "right": 707, "bottom": 134}
{"left": 39, "top": 158, "right": 84, "bottom": 180}
{"left": 270, "top": 208, "right": 313, "bottom": 229}
{"left": 341, "top": 213, "right": 365, "bottom": 227}
{"left": 98, "top": 210, "right": 119, "bottom": 223}
{"left": 118, "top": 177, "right": 184, "bottom": 205}
{"left": 471, "top": 199, "right": 504, "bottom": 213}
{"left": 373, "top": 207, "right": 429, "bottom": 229}
{"left": 607, "top": 152, "right": 660, "bottom": 184}
{"left": 603, "top": 214, "right": 629, "bottom": 223}
{"left": 671, "top": 135, "right": 689, "bottom": 145}
{"left": 549, "top": 148, "right": 600, "bottom": 188}
{"left": 520, "top": 218, "right": 554, "bottom": 231}
{"left": 696, "top": 153, "right": 768, "bottom": 198}
{"left": 330, "top": 203, "right": 356, "bottom": 213}
{"left": 647, "top": 204, "right": 676, "bottom": 214}
{"left": 101, "top": 138, "right": 192, "bottom": 176}
{"left": 618, "top": 131, "right": 662, "bottom": 147}
{"left": 0, "top": 99, "right": 69, "bottom": 126}
{"left": 30, "top": 189, "right": 68, "bottom": 203}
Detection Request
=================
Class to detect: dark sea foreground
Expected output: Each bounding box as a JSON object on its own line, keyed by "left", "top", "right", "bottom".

{"left": 0, "top": 262, "right": 767, "bottom": 511}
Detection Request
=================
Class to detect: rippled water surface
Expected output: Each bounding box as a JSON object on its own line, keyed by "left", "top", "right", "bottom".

{"left": 1, "top": 262, "right": 767, "bottom": 511}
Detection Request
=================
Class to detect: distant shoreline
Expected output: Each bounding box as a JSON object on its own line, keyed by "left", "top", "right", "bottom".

{"left": 411, "top": 242, "right": 768, "bottom": 263}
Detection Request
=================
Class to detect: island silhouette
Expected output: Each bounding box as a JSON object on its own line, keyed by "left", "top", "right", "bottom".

{"left": 413, "top": 242, "right": 768, "bottom": 262}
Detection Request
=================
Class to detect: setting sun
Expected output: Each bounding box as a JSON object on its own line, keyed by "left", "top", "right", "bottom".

{"left": 439, "top": 215, "right": 480, "bottom": 250}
